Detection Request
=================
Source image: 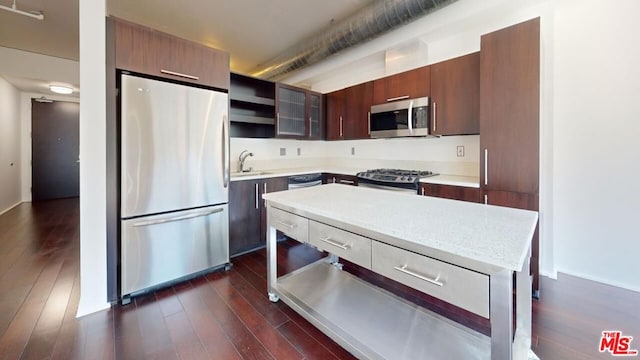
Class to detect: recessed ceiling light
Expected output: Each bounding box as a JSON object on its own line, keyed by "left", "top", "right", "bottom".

{"left": 49, "top": 85, "right": 73, "bottom": 94}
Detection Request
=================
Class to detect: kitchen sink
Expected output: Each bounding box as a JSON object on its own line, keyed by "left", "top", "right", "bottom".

{"left": 230, "top": 171, "right": 273, "bottom": 178}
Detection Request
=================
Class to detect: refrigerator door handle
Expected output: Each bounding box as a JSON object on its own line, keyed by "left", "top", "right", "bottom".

{"left": 223, "top": 115, "right": 229, "bottom": 188}
{"left": 132, "top": 208, "right": 224, "bottom": 227}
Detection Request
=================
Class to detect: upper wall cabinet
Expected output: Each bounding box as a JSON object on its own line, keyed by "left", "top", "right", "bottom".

{"left": 372, "top": 66, "right": 430, "bottom": 104}
{"left": 326, "top": 82, "right": 373, "bottom": 140}
{"left": 112, "top": 17, "right": 229, "bottom": 90}
{"left": 430, "top": 52, "right": 480, "bottom": 136}
{"left": 276, "top": 84, "right": 324, "bottom": 139}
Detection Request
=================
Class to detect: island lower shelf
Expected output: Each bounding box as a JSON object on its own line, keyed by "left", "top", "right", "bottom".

{"left": 273, "top": 258, "right": 491, "bottom": 360}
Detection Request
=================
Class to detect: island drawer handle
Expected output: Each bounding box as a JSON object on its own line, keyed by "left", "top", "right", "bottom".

{"left": 277, "top": 221, "right": 297, "bottom": 229}
{"left": 393, "top": 265, "right": 444, "bottom": 287}
{"left": 319, "top": 237, "right": 351, "bottom": 250}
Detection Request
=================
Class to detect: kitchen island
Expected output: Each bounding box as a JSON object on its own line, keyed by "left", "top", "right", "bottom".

{"left": 263, "top": 184, "right": 537, "bottom": 359}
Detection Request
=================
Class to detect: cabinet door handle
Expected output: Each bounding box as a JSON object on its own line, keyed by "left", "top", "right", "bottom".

{"left": 421, "top": 187, "right": 425, "bottom": 196}
{"left": 339, "top": 116, "right": 343, "bottom": 137}
{"left": 255, "top": 183, "right": 259, "bottom": 209}
{"left": 393, "top": 265, "right": 444, "bottom": 287}
{"left": 387, "top": 95, "right": 409, "bottom": 102}
{"left": 263, "top": 182, "right": 267, "bottom": 206}
{"left": 277, "top": 221, "right": 297, "bottom": 229}
{"left": 222, "top": 115, "right": 229, "bottom": 188}
{"left": 484, "top": 194, "right": 488, "bottom": 205}
{"left": 338, "top": 179, "right": 354, "bottom": 185}
{"left": 484, "top": 148, "right": 488, "bottom": 186}
{"left": 408, "top": 100, "right": 414, "bottom": 134}
{"left": 367, "top": 111, "right": 371, "bottom": 135}
{"left": 319, "top": 236, "right": 351, "bottom": 250}
{"left": 332, "top": 177, "right": 336, "bottom": 183}
{"left": 160, "top": 69, "right": 199, "bottom": 80}
{"left": 432, "top": 101, "right": 437, "bottom": 133}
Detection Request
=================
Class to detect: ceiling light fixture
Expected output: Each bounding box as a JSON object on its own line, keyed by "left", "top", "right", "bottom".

{"left": 49, "top": 85, "right": 73, "bottom": 94}
{"left": 0, "top": 0, "right": 44, "bottom": 20}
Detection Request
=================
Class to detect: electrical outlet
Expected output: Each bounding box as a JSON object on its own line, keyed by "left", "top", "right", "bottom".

{"left": 457, "top": 146, "right": 465, "bottom": 157}
{"left": 351, "top": 147, "right": 356, "bottom": 156}
{"left": 280, "top": 148, "right": 286, "bottom": 156}
{"left": 297, "top": 147, "right": 301, "bottom": 156}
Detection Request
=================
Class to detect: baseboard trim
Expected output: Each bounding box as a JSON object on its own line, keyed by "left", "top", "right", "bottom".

{"left": 0, "top": 201, "right": 23, "bottom": 216}
{"left": 556, "top": 268, "right": 640, "bottom": 294}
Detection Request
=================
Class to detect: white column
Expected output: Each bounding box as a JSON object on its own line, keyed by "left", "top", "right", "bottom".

{"left": 76, "top": 0, "right": 109, "bottom": 317}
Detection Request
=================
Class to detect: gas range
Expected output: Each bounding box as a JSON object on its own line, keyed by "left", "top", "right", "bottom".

{"left": 356, "top": 168, "right": 438, "bottom": 193}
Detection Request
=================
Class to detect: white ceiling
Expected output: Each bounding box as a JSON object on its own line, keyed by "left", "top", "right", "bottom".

{"left": 0, "top": 0, "right": 374, "bottom": 94}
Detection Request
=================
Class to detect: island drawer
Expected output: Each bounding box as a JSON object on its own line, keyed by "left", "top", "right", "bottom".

{"left": 309, "top": 221, "right": 372, "bottom": 269}
{"left": 371, "top": 242, "right": 489, "bottom": 318}
{"left": 269, "top": 207, "right": 308, "bottom": 243}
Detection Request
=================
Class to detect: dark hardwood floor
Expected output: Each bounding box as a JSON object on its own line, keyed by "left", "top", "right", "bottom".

{"left": 0, "top": 199, "right": 638, "bottom": 359}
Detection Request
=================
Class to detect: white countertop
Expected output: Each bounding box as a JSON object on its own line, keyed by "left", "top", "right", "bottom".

{"left": 263, "top": 184, "right": 537, "bottom": 272}
{"left": 231, "top": 168, "right": 480, "bottom": 188}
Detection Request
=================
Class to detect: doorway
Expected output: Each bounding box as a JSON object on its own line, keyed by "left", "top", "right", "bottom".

{"left": 31, "top": 99, "right": 80, "bottom": 201}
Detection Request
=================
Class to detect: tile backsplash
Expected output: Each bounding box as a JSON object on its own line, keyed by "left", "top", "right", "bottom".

{"left": 230, "top": 135, "right": 479, "bottom": 176}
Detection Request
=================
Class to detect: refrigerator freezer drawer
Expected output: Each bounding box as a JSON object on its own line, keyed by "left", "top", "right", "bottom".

{"left": 121, "top": 204, "right": 229, "bottom": 296}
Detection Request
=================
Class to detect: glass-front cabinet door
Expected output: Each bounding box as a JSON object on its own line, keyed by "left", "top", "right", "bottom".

{"left": 309, "top": 92, "right": 323, "bottom": 139}
{"left": 277, "top": 86, "right": 306, "bottom": 137}
{"left": 276, "top": 84, "right": 324, "bottom": 139}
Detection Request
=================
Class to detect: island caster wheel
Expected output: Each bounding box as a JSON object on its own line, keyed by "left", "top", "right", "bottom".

{"left": 268, "top": 292, "right": 280, "bottom": 302}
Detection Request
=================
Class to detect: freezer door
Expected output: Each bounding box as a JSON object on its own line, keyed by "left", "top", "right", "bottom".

{"left": 121, "top": 205, "right": 229, "bottom": 296}
{"left": 121, "top": 74, "right": 229, "bottom": 218}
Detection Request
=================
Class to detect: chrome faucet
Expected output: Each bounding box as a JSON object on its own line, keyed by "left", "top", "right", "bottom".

{"left": 238, "top": 150, "right": 254, "bottom": 172}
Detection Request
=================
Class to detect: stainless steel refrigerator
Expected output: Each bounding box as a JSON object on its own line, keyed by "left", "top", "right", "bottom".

{"left": 120, "top": 73, "right": 230, "bottom": 299}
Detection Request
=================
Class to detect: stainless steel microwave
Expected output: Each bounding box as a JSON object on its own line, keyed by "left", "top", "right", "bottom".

{"left": 369, "top": 97, "right": 430, "bottom": 138}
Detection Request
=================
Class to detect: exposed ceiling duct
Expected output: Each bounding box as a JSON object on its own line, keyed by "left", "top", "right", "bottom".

{"left": 0, "top": 0, "right": 44, "bottom": 20}
{"left": 250, "top": 0, "right": 457, "bottom": 80}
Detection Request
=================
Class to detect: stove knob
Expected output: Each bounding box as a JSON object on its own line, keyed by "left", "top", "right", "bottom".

{"left": 407, "top": 177, "right": 414, "bottom": 182}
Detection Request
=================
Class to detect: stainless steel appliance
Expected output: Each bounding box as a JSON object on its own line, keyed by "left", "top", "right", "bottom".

{"left": 120, "top": 73, "right": 230, "bottom": 300}
{"left": 356, "top": 168, "right": 438, "bottom": 194}
{"left": 369, "top": 97, "right": 430, "bottom": 138}
{"left": 288, "top": 173, "right": 322, "bottom": 189}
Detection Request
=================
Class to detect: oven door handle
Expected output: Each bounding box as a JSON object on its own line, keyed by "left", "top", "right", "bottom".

{"left": 408, "top": 100, "right": 414, "bottom": 134}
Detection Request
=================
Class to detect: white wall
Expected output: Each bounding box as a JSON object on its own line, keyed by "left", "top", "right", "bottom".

{"left": 76, "top": 0, "right": 109, "bottom": 317}
{"left": 0, "top": 77, "right": 21, "bottom": 215}
{"left": 552, "top": 0, "right": 640, "bottom": 292}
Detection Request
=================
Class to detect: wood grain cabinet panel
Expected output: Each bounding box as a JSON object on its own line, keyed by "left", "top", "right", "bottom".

{"left": 420, "top": 183, "right": 481, "bottom": 203}
{"left": 343, "top": 82, "right": 373, "bottom": 139}
{"left": 325, "top": 89, "right": 345, "bottom": 140}
{"left": 112, "top": 17, "right": 229, "bottom": 90}
{"left": 230, "top": 176, "right": 288, "bottom": 257}
{"left": 480, "top": 18, "right": 540, "bottom": 295}
{"left": 372, "top": 66, "right": 430, "bottom": 104}
{"left": 430, "top": 52, "right": 480, "bottom": 135}
{"left": 480, "top": 18, "right": 540, "bottom": 194}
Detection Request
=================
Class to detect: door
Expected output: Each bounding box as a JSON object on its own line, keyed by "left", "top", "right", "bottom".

{"left": 31, "top": 100, "right": 80, "bottom": 201}
{"left": 121, "top": 74, "right": 229, "bottom": 218}
{"left": 228, "top": 180, "right": 261, "bottom": 256}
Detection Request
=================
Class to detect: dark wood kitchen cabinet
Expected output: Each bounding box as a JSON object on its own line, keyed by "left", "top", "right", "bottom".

{"left": 276, "top": 84, "right": 324, "bottom": 139}
{"left": 322, "top": 173, "right": 358, "bottom": 186}
{"left": 480, "top": 18, "right": 540, "bottom": 295}
{"left": 326, "top": 89, "right": 345, "bottom": 140}
{"left": 419, "top": 183, "right": 481, "bottom": 203}
{"left": 372, "top": 66, "right": 430, "bottom": 104}
{"left": 430, "top": 52, "right": 480, "bottom": 135}
{"left": 325, "top": 82, "right": 373, "bottom": 140}
{"left": 229, "top": 176, "right": 288, "bottom": 257}
{"left": 111, "top": 17, "right": 229, "bottom": 90}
